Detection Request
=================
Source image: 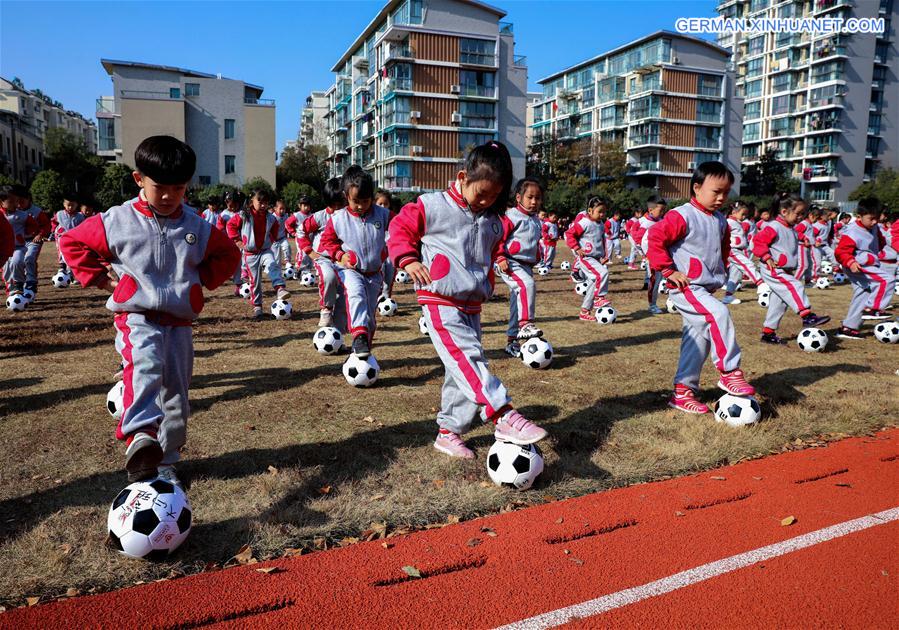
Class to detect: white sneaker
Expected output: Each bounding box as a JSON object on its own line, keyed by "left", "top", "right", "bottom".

{"left": 156, "top": 464, "right": 183, "bottom": 489}
{"left": 276, "top": 287, "right": 291, "bottom": 300}
{"left": 516, "top": 322, "right": 543, "bottom": 340}
{"left": 722, "top": 295, "right": 741, "bottom": 305}
{"left": 318, "top": 309, "right": 333, "bottom": 327}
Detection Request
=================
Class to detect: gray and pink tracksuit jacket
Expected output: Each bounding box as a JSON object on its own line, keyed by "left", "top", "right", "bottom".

{"left": 319, "top": 204, "right": 390, "bottom": 274}
{"left": 58, "top": 196, "right": 240, "bottom": 323}
{"left": 565, "top": 214, "right": 607, "bottom": 260}
{"left": 1, "top": 207, "right": 37, "bottom": 250}
{"left": 753, "top": 218, "right": 800, "bottom": 270}
{"left": 835, "top": 221, "right": 886, "bottom": 271}
{"left": 285, "top": 210, "right": 312, "bottom": 238}
{"left": 299, "top": 208, "right": 338, "bottom": 257}
{"left": 226, "top": 210, "right": 280, "bottom": 253}
{"left": 502, "top": 205, "right": 542, "bottom": 265}
{"left": 388, "top": 185, "right": 506, "bottom": 314}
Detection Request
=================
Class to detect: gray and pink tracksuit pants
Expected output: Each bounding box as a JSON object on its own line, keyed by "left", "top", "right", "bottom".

{"left": 578, "top": 255, "right": 609, "bottom": 310}
{"left": 500, "top": 260, "right": 536, "bottom": 338}
{"left": 846, "top": 266, "right": 895, "bottom": 329}
{"left": 243, "top": 249, "right": 284, "bottom": 308}
{"left": 339, "top": 267, "right": 381, "bottom": 341}
{"left": 759, "top": 264, "right": 810, "bottom": 330}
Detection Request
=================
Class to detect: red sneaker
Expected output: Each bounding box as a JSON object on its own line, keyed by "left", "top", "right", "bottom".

{"left": 668, "top": 389, "right": 709, "bottom": 414}
{"left": 717, "top": 368, "right": 756, "bottom": 396}
{"left": 579, "top": 309, "right": 597, "bottom": 322}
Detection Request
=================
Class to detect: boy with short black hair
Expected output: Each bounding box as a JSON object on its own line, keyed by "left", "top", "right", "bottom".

{"left": 271, "top": 197, "right": 292, "bottom": 269}
{"left": 13, "top": 185, "right": 50, "bottom": 296}
{"left": 1, "top": 185, "right": 37, "bottom": 297}
{"left": 59, "top": 135, "right": 240, "bottom": 484}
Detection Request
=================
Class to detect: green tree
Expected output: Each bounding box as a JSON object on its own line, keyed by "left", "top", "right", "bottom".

{"left": 43, "top": 127, "right": 104, "bottom": 196}
{"left": 849, "top": 168, "right": 899, "bottom": 210}
{"left": 276, "top": 143, "right": 328, "bottom": 191}
{"left": 0, "top": 174, "right": 20, "bottom": 187}
{"left": 95, "top": 163, "right": 139, "bottom": 211}
{"left": 194, "top": 183, "right": 235, "bottom": 207}
{"left": 241, "top": 177, "right": 275, "bottom": 201}
{"left": 281, "top": 181, "right": 321, "bottom": 211}
{"left": 30, "top": 170, "right": 65, "bottom": 213}
{"left": 740, "top": 150, "right": 799, "bottom": 197}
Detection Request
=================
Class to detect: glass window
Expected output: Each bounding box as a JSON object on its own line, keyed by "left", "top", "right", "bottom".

{"left": 460, "top": 132, "right": 495, "bottom": 152}
{"left": 696, "top": 126, "right": 721, "bottom": 148}
{"left": 459, "top": 70, "right": 496, "bottom": 97}
{"left": 771, "top": 95, "right": 791, "bottom": 116}
{"left": 743, "top": 122, "right": 760, "bottom": 141}
{"left": 169, "top": 87, "right": 181, "bottom": 99}
{"left": 98, "top": 118, "right": 116, "bottom": 151}
{"left": 744, "top": 100, "right": 761, "bottom": 119}
{"left": 225, "top": 155, "right": 236, "bottom": 174}
{"left": 748, "top": 36, "right": 765, "bottom": 56}
{"left": 459, "top": 101, "right": 496, "bottom": 128}
{"left": 460, "top": 38, "right": 496, "bottom": 66}
{"left": 699, "top": 75, "right": 722, "bottom": 96}
{"left": 696, "top": 99, "right": 722, "bottom": 122}
{"left": 185, "top": 83, "right": 200, "bottom": 96}
{"left": 745, "top": 58, "right": 763, "bottom": 78}
{"left": 744, "top": 79, "right": 762, "bottom": 97}
{"left": 224, "top": 119, "right": 235, "bottom": 139}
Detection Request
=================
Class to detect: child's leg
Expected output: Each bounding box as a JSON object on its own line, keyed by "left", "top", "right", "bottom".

{"left": 158, "top": 324, "right": 192, "bottom": 465}
{"left": 423, "top": 304, "right": 511, "bottom": 433}
{"left": 878, "top": 263, "right": 896, "bottom": 310}
{"left": 314, "top": 258, "right": 339, "bottom": 311}
{"left": 365, "top": 273, "right": 381, "bottom": 342}
{"left": 648, "top": 270, "right": 661, "bottom": 306}
{"left": 339, "top": 268, "right": 375, "bottom": 340}
{"left": 579, "top": 258, "right": 598, "bottom": 311}
{"left": 506, "top": 260, "right": 536, "bottom": 331}
{"left": 812, "top": 246, "right": 823, "bottom": 276}
{"left": 763, "top": 290, "right": 789, "bottom": 331}
{"left": 859, "top": 268, "right": 891, "bottom": 313}
{"left": 843, "top": 273, "right": 873, "bottom": 330}
{"left": 724, "top": 258, "right": 743, "bottom": 294}
{"left": 261, "top": 250, "right": 285, "bottom": 289}
{"left": 5, "top": 249, "right": 25, "bottom": 292}
{"left": 113, "top": 313, "right": 166, "bottom": 442}
{"left": 245, "top": 252, "right": 263, "bottom": 308}
{"left": 24, "top": 241, "right": 41, "bottom": 292}
{"left": 762, "top": 266, "right": 811, "bottom": 316}
{"left": 673, "top": 320, "right": 710, "bottom": 391}
{"left": 501, "top": 269, "right": 519, "bottom": 339}
{"left": 381, "top": 259, "right": 395, "bottom": 298}
{"left": 545, "top": 245, "right": 556, "bottom": 268}
{"left": 672, "top": 285, "right": 742, "bottom": 375}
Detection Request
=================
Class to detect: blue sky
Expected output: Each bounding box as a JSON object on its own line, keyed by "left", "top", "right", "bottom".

{"left": 0, "top": 0, "right": 717, "bottom": 153}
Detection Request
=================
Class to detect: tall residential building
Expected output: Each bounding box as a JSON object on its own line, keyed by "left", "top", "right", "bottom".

{"left": 300, "top": 91, "right": 329, "bottom": 147}
{"left": 716, "top": 0, "right": 898, "bottom": 203}
{"left": 97, "top": 60, "right": 276, "bottom": 187}
{"left": 525, "top": 91, "right": 542, "bottom": 146}
{"left": 528, "top": 32, "right": 743, "bottom": 200}
{"left": 323, "top": 0, "right": 528, "bottom": 192}
{"left": 0, "top": 77, "right": 97, "bottom": 183}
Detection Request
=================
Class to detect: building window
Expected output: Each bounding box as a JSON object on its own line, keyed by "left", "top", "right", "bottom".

{"left": 99, "top": 118, "right": 116, "bottom": 151}
{"left": 771, "top": 94, "right": 791, "bottom": 116}
{"left": 225, "top": 119, "right": 235, "bottom": 139}
{"left": 745, "top": 58, "right": 763, "bottom": 79}
{"left": 460, "top": 132, "right": 495, "bottom": 152}
{"left": 696, "top": 100, "right": 721, "bottom": 122}
{"left": 743, "top": 79, "right": 762, "bottom": 98}
{"left": 225, "top": 155, "right": 236, "bottom": 174}
{"left": 170, "top": 87, "right": 181, "bottom": 99}
{"left": 743, "top": 122, "right": 760, "bottom": 142}
{"left": 198, "top": 176, "right": 211, "bottom": 185}
{"left": 698, "top": 74, "right": 722, "bottom": 97}
{"left": 459, "top": 101, "right": 495, "bottom": 129}
{"left": 185, "top": 83, "right": 200, "bottom": 96}
{"left": 460, "top": 38, "right": 496, "bottom": 66}
{"left": 747, "top": 36, "right": 765, "bottom": 56}
{"left": 459, "top": 70, "right": 496, "bottom": 97}
{"left": 696, "top": 126, "right": 721, "bottom": 148}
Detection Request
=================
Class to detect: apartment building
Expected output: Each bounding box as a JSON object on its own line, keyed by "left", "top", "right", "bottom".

{"left": 300, "top": 91, "right": 329, "bottom": 147}
{"left": 716, "top": 0, "right": 898, "bottom": 203}
{"left": 323, "top": 0, "right": 528, "bottom": 192}
{"left": 525, "top": 91, "right": 542, "bottom": 146}
{"left": 97, "top": 60, "right": 276, "bottom": 187}
{"left": 528, "top": 32, "right": 742, "bottom": 200}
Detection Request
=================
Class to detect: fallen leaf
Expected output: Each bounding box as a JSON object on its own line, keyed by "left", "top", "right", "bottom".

{"left": 401, "top": 565, "right": 422, "bottom": 579}
{"left": 381, "top": 542, "right": 393, "bottom": 549}
{"left": 542, "top": 495, "right": 557, "bottom": 502}
{"left": 555, "top": 517, "right": 564, "bottom": 524}
{"left": 363, "top": 416, "right": 375, "bottom": 424}
{"left": 339, "top": 537, "right": 360, "bottom": 547}
{"left": 65, "top": 588, "right": 79, "bottom": 597}
{"left": 282, "top": 548, "right": 304, "bottom": 558}
{"left": 781, "top": 516, "right": 797, "bottom": 526}
{"left": 479, "top": 481, "right": 493, "bottom": 488}
{"left": 203, "top": 561, "right": 221, "bottom": 571}
{"left": 563, "top": 549, "right": 571, "bottom": 555}
{"left": 753, "top": 476, "right": 764, "bottom": 481}
{"left": 432, "top": 479, "right": 445, "bottom": 489}
{"left": 710, "top": 476, "right": 726, "bottom": 481}
{"left": 267, "top": 465, "right": 278, "bottom": 475}
{"left": 318, "top": 485, "right": 332, "bottom": 495}
{"left": 835, "top": 483, "right": 852, "bottom": 488}
{"left": 466, "top": 538, "right": 482, "bottom": 547}
{"left": 446, "top": 514, "right": 460, "bottom": 524}
{"left": 370, "top": 494, "right": 386, "bottom": 501}
{"left": 480, "top": 527, "right": 498, "bottom": 537}
{"left": 26, "top": 597, "right": 39, "bottom": 606}
{"left": 256, "top": 567, "right": 283, "bottom": 575}
{"left": 244, "top": 424, "right": 256, "bottom": 431}
{"left": 233, "top": 544, "right": 255, "bottom": 565}
{"left": 675, "top": 511, "right": 685, "bottom": 517}
{"left": 570, "top": 558, "right": 584, "bottom": 565}
{"left": 58, "top": 543, "right": 72, "bottom": 555}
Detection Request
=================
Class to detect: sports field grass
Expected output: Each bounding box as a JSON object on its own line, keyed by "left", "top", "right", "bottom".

{"left": 0, "top": 246, "right": 895, "bottom": 607}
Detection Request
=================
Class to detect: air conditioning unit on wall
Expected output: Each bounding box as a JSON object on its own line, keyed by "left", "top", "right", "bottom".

{"left": 410, "top": 110, "right": 422, "bottom": 119}
{"left": 450, "top": 84, "right": 461, "bottom": 94}
{"left": 412, "top": 145, "right": 423, "bottom": 154}
{"left": 451, "top": 112, "right": 462, "bottom": 124}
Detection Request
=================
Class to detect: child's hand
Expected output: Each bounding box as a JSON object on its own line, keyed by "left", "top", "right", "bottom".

{"left": 98, "top": 269, "right": 119, "bottom": 293}
{"left": 496, "top": 259, "right": 509, "bottom": 274}
{"left": 667, "top": 271, "right": 689, "bottom": 289}
{"left": 32, "top": 235, "right": 43, "bottom": 244}
{"left": 766, "top": 259, "right": 777, "bottom": 271}
{"left": 339, "top": 252, "right": 356, "bottom": 269}
{"left": 405, "top": 261, "right": 431, "bottom": 285}
{"left": 600, "top": 257, "right": 609, "bottom": 265}
{"left": 235, "top": 241, "right": 245, "bottom": 251}
{"left": 309, "top": 251, "right": 320, "bottom": 260}
{"left": 849, "top": 261, "right": 861, "bottom": 273}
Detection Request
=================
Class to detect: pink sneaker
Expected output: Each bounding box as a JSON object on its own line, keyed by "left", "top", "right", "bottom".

{"left": 717, "top": 369, "right": 756, "bottom": 396}
{"left": 579, "top": 309, "right": 597, "bottom": 322}
{"left": 494, "top": 410, "right": 547, "bottom": 445}
{"left": 593, "top": 297, "right": 611, "bottom": 309}
{"left": 668, "top": 389, "right": 710, "bottom": 414}
{"left": 434, "top": 431, "right": 475, "bottom": 459}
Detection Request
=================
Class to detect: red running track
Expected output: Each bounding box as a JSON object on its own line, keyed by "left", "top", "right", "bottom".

{"left": 4, "top": 430, "right": 898, "bottom": 629}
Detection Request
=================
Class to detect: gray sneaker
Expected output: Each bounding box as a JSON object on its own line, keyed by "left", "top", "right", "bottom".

{"left": 504, "top": 340, "right": 521, "bottom": 357}
{"left": 156, "top": 464, "right": 183, "bottom": 489}
{"left": 125, "top": 432, "right": 163, "bottom": 482}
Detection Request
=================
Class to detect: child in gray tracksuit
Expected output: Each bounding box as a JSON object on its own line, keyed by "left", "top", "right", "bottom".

{"left": 227, "top": 187, "right": 290, "bottom": 320}
{"left": 1, "top": 186, "right": 37, "bottom": 296}
{"left": 646, "top": 161, "right": 757, "bottom": 416}
{"left": 14, "top": 186, "right": 51, "bottom": 295}
{"left": 320, "top": 166, "right": 389, "bottom": 358}
{"left": 565, "top": 197, "right": 612, "bottom": 321}
{"left": 500, "top": 178, "right": 545, "bottom": 357}
{"left": 389, "top": 142, "right": 548, "bottom": 460}
{"left": 59, "top": 136, "right": 240, "bottom": 483}
{"left": 271, "top": 199, "right": 293, "bottom": 269}
{"left": 299, "top": 178, "right": 346, "bottom": 329}
{"left": 51, "top": 196, "right": 85, "bottom": 272}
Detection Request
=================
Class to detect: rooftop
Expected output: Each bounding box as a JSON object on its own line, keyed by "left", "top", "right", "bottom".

{"left": 100, "top": 59, "right": 265, "bottom": 93}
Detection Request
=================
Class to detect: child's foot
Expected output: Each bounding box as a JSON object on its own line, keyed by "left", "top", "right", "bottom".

{"left": 516, "top": 322, "right": 542, "bottom": 340}
{"left": 722, "top": 295, "right": 741, "bottom": 305}
{"left": 593, "top": 297, "right": 611, "bottom": 309}
{"left": 836, "top": 326, "right": 864, "bottom": 340}
{"left": 579, "top": 309, "right": 597, "bottom": 322}
{"left": 668, "top": 389, "right": 710, "bottom": 414}
{"left": 802, "top": 312, "right": 831, "bottom": 327}
{"left": 318, "top": 309, "right": 333, "bottom": 328}
{"left": 641, "top": 282, "right": 649, "bottom": 290}
{"left": 861, "top": 308, "right": 890, "bottom": 320}
{"left": 156, "top": 464, "right": 183, "bottom": 489}
{"left": 505, "top": 340, "right": 521, "bottom": 358}
{"left": 276, "top": 287, "right": 291, "bottom": 300}
{"left": 251, "top": 307, "right": 264, "bottom": 321}
{"left": 760, "top": 331, "right": 787, "bottom": 345}
{"left": 717, "top": 368, "right": 756, "bottom": 397}
{"left": 352, "top": 335, "right": 371, "bottom": 358}
{"left": 125, "top": 432, "right": 163, "bottom": 482}
{"left": 648, "top": 304, "right": 664, "bottom": 315}
{"left": 434, "top": 431, "right": 475, "bottom": 459}
{"left": 494, "top": 409, "right": 547, "bottom": 444}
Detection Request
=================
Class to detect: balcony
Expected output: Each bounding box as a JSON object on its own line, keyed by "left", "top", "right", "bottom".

{"left": 96, "top": 96, "right": 115, "bottom": 114}
{"left": 810, "top": 71, "right": 845, "bottom": 85}
{"left": 244, "top": 98, "right": 275, "bottom": 106}
{"left": 814, "top": 0, "right": 853, "bottom": 15}
{"left": 120, "top": 90, "right": 181, "bottom": 101}
{"left": 628, "top": 134, "right": 660, "bottom": 147}
{"left": 460, "top": 85, "right": 497, "bottom": 98}
{"left": 513, "top": 55, "right": 528, "bottom": 67}
{"left": 806, "top": 94, "right": 844, "bottom": 110}
{"left": 806, "top": 143, "right": 839, "bottom": 157}
{"left": 499, "top": 21, "right": 514, "bottom": 35}
{"left": 385, "top": 176, "right": 413, "bottom": 189}
{"left": 460, "top": 52, "right": 497, "bottom": 67}
{"left": 383, "top": 112, "right": 412, "bottom": 127}
{"left": 382, "top": 143, "right": 410, "bottom": 158}
{"left": 384, "top": 44, "right": 415, "bottom": 63}
{"left": 628, "top": 162, "right": 662, "bottom": 174}
{"left": 811, "top": 44, "right": 848, "bottom": 62}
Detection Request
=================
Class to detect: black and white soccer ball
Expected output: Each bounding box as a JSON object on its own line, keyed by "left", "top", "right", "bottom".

{"left": 560, "top": 261, "right": 571, "bottom": 271}
{"left": 714, "top": 393, "right": 761, "bottom": 427}
{"left": 22, "top": 288, "right": 35, "bottom": 303}
{"left": 300, "top": 271, "right": 316, "bottom": 287}
{"left": 486, "top": 440, "right": 544, "bottom": 491}
{"left": 52, "top": 271, "right": 70, "bottom": 288}
{"left": 832, "top": 272, "right": 847, "bottom": 285}
{"left": 5, "top": 293, "right": 26, "bottom": 312}
{"left": 342, "top": 353, "right": 380, "bottom": 387}
{"left": 815, "top": 277, "right": 831, "bottom": 290}
{"left": 820, "top": 261, "right": 833, "bottom": 275}
{"left": 797, "top": 327, "right": 828, "bottom": 352}
{"left": 270, "top": 299, "right": 292, "bottom": 320}
{"left": 666, "top": 297, "right": 679, "bottom": 314}
{"left": 536, "top": 266, "right": 549, "bottom": 276}
{"left": 757, "top": 292, "right": 770, "bottom": 308}
{"left": 107, "top": 479, "right": 192, "bottom": 560}
{"left": 574, "top": 281, "right": 589, "bottom": 296}
{"left": 659, "top": 284, "right": 669, "bottom": 294}
{"left": 313, "top": 326, "right": 343, "bottom": 355}
{"left": 640, "top": 259, "right": 647, "bottom": 270}
{"left": 418, "top": 315, "right": 429, "bottom": 336}
{"left": 520, "top": 337, "right": 553, "bottom": 369}
{"left": 239, "top": 282, "right": 252, "bottom": 299}
{"left": 377, "top": 296, "right": 398, "bottom": 317}
{"left": 107, "top": 381, "right": 125, "bottom": 420}
{"left": 756, "top": 282, "right": 770, "bottom": 295}
{"left": 283, "top": 264, "right": 296, "bottom": 280}
{"left": 395, "top": 270, "right": 410, "bottom": 284}
{"left": 873, "top": 321, "right": 899, "bottom": 344}
{"left": 595, "top": 306, "right": 617, "bottom": 325}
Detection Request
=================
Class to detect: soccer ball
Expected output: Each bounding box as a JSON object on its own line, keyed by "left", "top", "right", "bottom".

{"left": 797, "top": 327, "right": 828, "bottom": 352}
{"left": 757, "top": 292, "right": 770, "bottom": 308}
{"left": 895, "top": 284, "right": 899, "bottom": 296}
{"left": 313, "top": 326, "right": 343, "bottom": 355}
{"left": 832, "top": 272, "right": 847, "bottom": 284}
{"left": 640, "top": 260, "right": 647, "bottom": 270}
{"left": 756, "top": 282, "right": 770, "bottom": 295}
{"left": 574, "top": 281, "right": 589, "bottom": 296}
{"left": 270, "top": 299, "right": 292, "bottom": 320}
{"left": 714, "top": 394, "right": 761, "bottom": 427}
{"left": 342, "top": 353, "right": 380, "bottom": 387}
{"left": 107, "top": 479, "right": 192, "bottom": 560}
{"left": 595, "top": 306, "right": 617, "bottom": 325}
{"left": 536, "top": 266, "right": 549, "bottom": 276}
{"left": 486, "top": 441, "right": 544, "bottom": 491}
{"left": 520, "top": 338, "right": 553, "bottom": 369}
{"left": 659, "top": 284, "right": 669, "bottom": 294}
{"left": 820, "top": 261, "right": 833, "bottom": 275}
{"left": 52, "top": 271, "right": 70, "bottom": 288}
{"left": 283, "top": 264, "right": 296, "bottom": 280}
{"left": 6, "top": 293, "right": 26, "bottom": 312}
{"left": 560, "top": 261, "right": 571, "bottom": 271}
{"left": 300, "top": 271, "right": 316, "bottom": 287}
{"left": 377, "top": 296, "right": 398, "bottom": 317}
{"left": 666, "top": 297, "right": 679, "bottom": 314}
{"left": 873, "top": 321, "right": 899, "bottom": 344}
{"left": 107, "top": 381, "right": 125, "bottom": 420}
{"left": 239, "top": 282, "right": 252, "bottom": 299}
{"left": 418, "top": 315, "right": 429, "bottom": 336}
{"left": 22, "top": 288, "right": 35, "bottom": 303}
{"left": 395, "top": 270, "right": 410, "bottom": 284}
{"left": 815, "top": 277, "right": 831, "bottom": 290}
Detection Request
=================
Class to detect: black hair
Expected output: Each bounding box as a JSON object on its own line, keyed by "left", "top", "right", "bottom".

{"left": 298, "top": 195, "right": 311, "bottom": 205}
{"left": 0, "top": 185, "right": 13, "bottom": 201}
{"left": 249, "top": 186, "right": 270, "bottom": 202}
{"left": 777, "top": 193, "right": 807, "bottom": 214}
{"left": 223, "top": 189, "right": 245, "bottom": 206}
{"left": 856, "top": 196, "right": 881, "bottom": 217}
{"left": 322, "top": 177, "right": 345, "bottom": 208}
{"left": 134, "top": 135, "right": 196, "bottom": 185}
{"left": 515, "top": 177, "right": 543, "bottom": 197}
{"left": 12, "top": 184, "right": 30, "bottom": 199}
{"left": 690, "top": 161, "right": 734, "bottom": 194}
{"left": 463, "top": 141, "right": 513, "bottom": 215}
{"left": 587, "top": 196, "right": 608, "bottom": 208}
{"left": 342, "top": 165, "right": 374, "bottom": 200}
{"left": 646, "top": 195, "right": 667, "bottom": 207}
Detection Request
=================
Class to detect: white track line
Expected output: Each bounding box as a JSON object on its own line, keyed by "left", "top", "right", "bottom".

{"left": 496, "top": 507, "right": 899, "bottom": 630}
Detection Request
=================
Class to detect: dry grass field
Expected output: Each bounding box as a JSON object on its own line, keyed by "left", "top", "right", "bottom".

{"left": 0, "top": 246, "right": 896, "bottom": 607}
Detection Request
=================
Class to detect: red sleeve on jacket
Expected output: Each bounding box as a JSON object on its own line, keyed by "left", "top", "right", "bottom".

{"left": 298, "top": 215, "right": 319, "bottom": 254}
{"left": 319, "top": 217, "right": 348, "bottom": 263}
{"left": 387, "top": 199, "right": 426, "bottom": 269}
{"left": 225, "top": 214, "right": 243, "bottom": 241}
{"left": 36, "top": 212, "right": 51, "bottom": 238}
{"left": 751, "top": 226, "right": 777, "bottom": 262}
{"left": 58, "top": 215, "right": 113, "bottom": 287}
{"left": 284, "top": 215, "right": 298, "bottom": 236}
{"left": 877, "top": 229, "right": 886, "bottom": 251}
{"left": 721, "top": 222, "right": 731, "bottom": 266}
{"left": 891, "top": 221, "right": 899, "bottom": 244}
{"left": 564, "top": 220, "right": 585, "bottom": 252}
{"left": 491, "top": 224, "right": 507, "bottom": 265}
{"left": 834, "top": 234, "right": 858, "bottom": 267}
{"left": 23, "top": 215, "right": 38, "bottom": 238}
{"left": 0, "top": 212, "right": 13, "bottom": 266}
{"left": 268, "top": 219, "right": 280, "bottom": 244}
{"left": 198, "top": 225, "right": 241, "bottom": 290}
{"left": 646, "top": 210, "right": 688, "bottom": 277}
